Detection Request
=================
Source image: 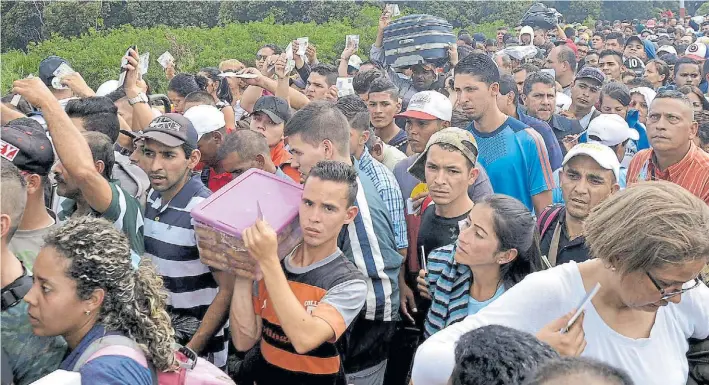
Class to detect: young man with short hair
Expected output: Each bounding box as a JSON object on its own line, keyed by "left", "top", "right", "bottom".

{"left": 1, "top": 159, "right": 67, "bottom": 385}
{"left": 12, "top": 77, "right": 145, "bottom": 259}
{"left": 455, "top": 53, "right": 554, "bottom": 214}
{"left": 306, "top": 64, "right": 339, "bottom": 102}
{"left": 565, "top": 67, "right": 605, "bottom": 129}
{"left": 1, "top": 119, "right": 57, "bottom": 270}
{"left": 674, "top": 57, "right": 703, "bottom": 88}
{"left": 626, "top": 90, "right": 709, "bottom": 204}
{"left": 231, "top": 160, "right": 367, "bottom": 385}
{"left": 367, "top": 77, "right": 408, "bottom": 154}
{"left": 539, "top": 143, "right": 620, "bottom": 265}
{"left": 285, "top": 101, "right": 402, "bottom": 385}
{"left": 250, "top": 96, "right": 300, "bottom": 182}
{"left": 139, "top": 113, "right": 232, "bottom": 368}
{"left": 598, "top": 50, "right": 625, "bottom": 82}
{"left": 604, "top": 32, "right": 625, "bottom": 53}
{"left": 512, "top": 63, "right": 540, "bottom": 95}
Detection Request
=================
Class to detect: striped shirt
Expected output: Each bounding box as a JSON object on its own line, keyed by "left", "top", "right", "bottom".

{"left": 467, "top": 117, "right": 555, "bottom": 213}
{"left": 424, "top": 244, "right": 504, "bottom": 338}
{"left": 339, "top": 174, "right": 403, "bottom": 322}
{"left": 57, "top": 182, "right": 144, "bottom": 260}
{"left": 626, "top": 143, "right": 709, "bottom": 204}
{"left": 355, "top": 148, "right": 408, "bottom": 250}
{"left": 143, "top": 175, "right": 227, "bottom": 368}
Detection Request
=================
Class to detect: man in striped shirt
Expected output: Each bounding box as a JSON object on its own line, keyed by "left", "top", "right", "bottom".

{"left": 139, "top": 114, "right": 233, "bottom": 369}
{"left": 285, "top": 101, "right": 402, "bottom": 385}
{"left": 626, "top": 90, "right": 709, "bottom": 204}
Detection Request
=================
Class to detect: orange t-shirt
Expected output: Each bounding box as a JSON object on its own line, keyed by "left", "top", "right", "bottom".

{"left": 271, "top": 140, "right": 301, "bottom": 183}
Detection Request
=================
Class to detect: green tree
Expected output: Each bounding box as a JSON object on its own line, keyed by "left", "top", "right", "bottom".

{"left": 43, "top": 0, "right": 102, "bottom": 37}
{"left": 127, "top": 1, "right": 220, "bottom": 28}
{"left": 1, "top": 2, "right": 46, "bottom": 53}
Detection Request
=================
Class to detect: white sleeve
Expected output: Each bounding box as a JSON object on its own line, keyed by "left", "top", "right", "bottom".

{"left": 411, "top": 266, "right": 573, "bottom": 385}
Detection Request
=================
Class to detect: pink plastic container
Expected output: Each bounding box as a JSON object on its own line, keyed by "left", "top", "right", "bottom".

{"left": 192, "top": 169, "right": 303, "bottom": 279}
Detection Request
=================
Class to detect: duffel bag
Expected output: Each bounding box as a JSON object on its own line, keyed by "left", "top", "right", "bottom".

{"left": 520, "top": 2, "right": 558, "bottom": 30}
{"left": 382, "top": 14, "right": 456, "bottom": 68}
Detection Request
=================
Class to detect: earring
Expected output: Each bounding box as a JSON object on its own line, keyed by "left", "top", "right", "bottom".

{"left": 85, "top": 310, "right": 91, "bottom": 315}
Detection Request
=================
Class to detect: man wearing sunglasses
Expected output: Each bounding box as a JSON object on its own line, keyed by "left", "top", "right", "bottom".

{"left": 255, "top": 44, "right": 282, "bottom": 75}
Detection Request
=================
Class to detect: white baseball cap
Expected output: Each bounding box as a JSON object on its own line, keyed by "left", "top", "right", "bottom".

{"left": 563, "top": 142, "right": 621, "bottom": 183}
{"left": 96, "top": 80, "right": 120, "bottom": 97}
{"left": 348, "top": 55, "right": 363, "bottom": 70}
{"left": 395, "top": 91, "right": 452, "bottom": 121}
{"left": 657, "top": 45, "right": 677, "bottom": 56}
{"left": 685, "top": 42, "right": 708, "bottom": 60}
{"left": 587, "top": 114, "right": 639, "bottom": 147}
{"left": 183, "top": 105, "right": 226, "bottom": 140}
{"left": 630, "top": 87, "right": 657, "bottom": 107}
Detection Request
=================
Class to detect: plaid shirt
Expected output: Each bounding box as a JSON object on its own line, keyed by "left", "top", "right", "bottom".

{"left": 355, "top": 147, "right": 408, "bottom": 250}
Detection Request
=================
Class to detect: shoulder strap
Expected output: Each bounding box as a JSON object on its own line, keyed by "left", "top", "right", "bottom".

{"left": 537, "top": 206, "right": 563, "bottom": 238}
{"left": 547, "top": 221, "right": 563, "bottom": 268}
{"left": 73, "top": 335, "right": 140, "bottom": 371}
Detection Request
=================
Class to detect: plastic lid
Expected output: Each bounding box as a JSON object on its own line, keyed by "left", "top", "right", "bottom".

{"left": 191, "top": 169, "right": 303, "bottom": 237}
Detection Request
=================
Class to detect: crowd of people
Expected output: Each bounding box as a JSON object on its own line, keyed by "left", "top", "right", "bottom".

{"left": 2, "top": 5, "right": 709, "bottom": 385}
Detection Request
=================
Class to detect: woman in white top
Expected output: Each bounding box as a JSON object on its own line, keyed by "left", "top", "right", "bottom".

{"left": 412, "top": 181, "right": 709, "bottom": 385}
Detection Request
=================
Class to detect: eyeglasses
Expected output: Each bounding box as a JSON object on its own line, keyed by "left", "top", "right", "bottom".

{"left": 256, "top": 55, "right": 268, "bottom": 61}
{"left": 645, "top": 271, "right": 702, "bottom": 300}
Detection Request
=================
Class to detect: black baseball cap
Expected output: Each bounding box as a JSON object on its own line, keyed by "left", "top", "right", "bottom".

{"left": 38, "top": 56, "right": 69, "bottom": 87}
{"left": 625, "top": 35, "right": 643, "bottom": 47}
{"left": 575, "top": 67, "right": 605, "bottom": 85}
{"left": 1, "top": 120, "right": 55, "bottom": 176}
{"left": 253, "top": 96, "right": 292, "bottom": 124}
{"left": 140, "top": 114, "right": 198, "bottom": 147}
{"left": 623, "top": 56, "right": 646, "bottom": 75}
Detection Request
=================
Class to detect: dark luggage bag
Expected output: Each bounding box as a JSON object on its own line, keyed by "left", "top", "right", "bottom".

{"left": 382, "top": 14, "right": 456, "bottom": 68}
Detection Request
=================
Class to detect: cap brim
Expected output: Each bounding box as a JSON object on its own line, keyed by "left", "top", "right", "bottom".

{"left": 627, "top": 128, "right": 640, "bottom": 141}
{"left": 120, "top": 129, "right": 140, "bottom": 139}
{"left": 395, "top": 110, "right": 439, "bottom": 120}
{"left": 685, "top": 54, "right": 705, "bottom": 60}
{"left": 575, "top": 75, "right": 603, "bottom": 85}
{"left": 140, "top": 131, "right": 184, "bottom": 147}
{"left": 253, "top": 109, "right": 285, "bottom": 124}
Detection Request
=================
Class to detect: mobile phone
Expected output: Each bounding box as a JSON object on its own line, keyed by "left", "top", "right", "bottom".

{"left": 561, "top": 282, "right": 601, "bottom": 333}
{"left": 118, "top": 45, "right": 137, "bottom": 87}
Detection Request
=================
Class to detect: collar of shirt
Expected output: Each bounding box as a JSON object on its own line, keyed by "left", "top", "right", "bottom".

{"left": 558, "top": 207, "right": 586, "bottom": 247}
{"left": 150, "top": 174, "right": 205, "bottom": 213}
{"left": 270, "top": 140, "right": 293, "bottom": 167}
{"left": 356, "top": 146, "right": 374, "bottom": 171}
{"left": 649, "top": 143, "right": 697, "bottom": 179}
{"left": 579, "top": 107, "right": 597, "bottom": 129}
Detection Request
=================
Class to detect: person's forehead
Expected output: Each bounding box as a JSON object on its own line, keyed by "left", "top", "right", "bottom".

{"left": 257, "top": 47, "right": 273, "bottom": 55}
{"left": 650, "top": 97, "right": 691, "bottom": 114}
{"left": 454, "top": 73, "right": 489, "bottom": 86}
{"left": 308, "top": 72, "right": 328, "bottom": 83}
{"left": 368, "top": 91, "right": 395, "bottom": 102}
{"left": 303, "top": 177, "right": 349, "bottom": 204}
{"left": 677, "top": 63, "right": 700, "bottom": 73}
{"left": 531, "top": 82, "right": 555, "bottom": 93}
{"left": 576, "top": 78, "right": 599, "bottom": 87}
{"left": 426, "top": 144, "right": 469, "bottom": 166}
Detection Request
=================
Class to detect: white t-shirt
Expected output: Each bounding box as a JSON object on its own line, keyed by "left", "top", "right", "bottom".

{"left": 411, "top": 261, "right": 709, "bottom": 385}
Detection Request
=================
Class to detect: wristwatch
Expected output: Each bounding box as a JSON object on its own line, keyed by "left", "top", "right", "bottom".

{"left": 128, "top": 92, "right": 149, "bottom": 105}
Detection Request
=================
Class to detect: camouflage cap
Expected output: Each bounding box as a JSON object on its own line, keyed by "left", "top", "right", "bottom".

{"left": 407, "top": 127, "right": 479, "bottom": 182}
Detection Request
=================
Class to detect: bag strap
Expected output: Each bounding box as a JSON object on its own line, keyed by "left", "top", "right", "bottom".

{"left": 538, "top": 206, "right": 563, "bottom": 238}
{"left": 547, "top": 221, "right": 563, "bottom": 267}
{"left": 73, "top": 335, "right": 142, "bottom": 371}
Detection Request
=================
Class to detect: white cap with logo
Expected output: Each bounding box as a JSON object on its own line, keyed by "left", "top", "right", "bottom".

{"left": 183, "top": 105, "right": 226, "bottom": 140}
{"left": 395, "top": 91, "right": 452, "bottom": 122}
{"left": 586, "top": 114, "right": 639, "bottom": 147}
{"left": 563, "top": 142, "right": 621, "bottom": 182}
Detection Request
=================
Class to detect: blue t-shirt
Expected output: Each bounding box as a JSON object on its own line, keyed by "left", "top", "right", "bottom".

{"left": 466, "top": 117, "right": 555, "bottom": 212}
{"left": 467, "top": 285, "right": 505, "bottom": 316}
{"left": 59, "top": 325, "right": 151, "bottom": 385}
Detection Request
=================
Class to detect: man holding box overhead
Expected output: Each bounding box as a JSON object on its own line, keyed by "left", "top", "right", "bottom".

{"left": 231, "top": 160, "right": 367, "bottom": 385}
{"left": 138, "top": 113, "right": 233, "bottom": 369}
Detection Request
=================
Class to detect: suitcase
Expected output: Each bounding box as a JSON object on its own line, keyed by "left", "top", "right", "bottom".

{"left": 382, "top": 14, "right": 456, "bottom": 68}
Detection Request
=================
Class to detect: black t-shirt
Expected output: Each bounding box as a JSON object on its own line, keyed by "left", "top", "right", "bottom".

{"left": 539, "top": 207, "right": 590, "bottom": 265}
{"left": 417, "top": 205, "right": 471, "bottom": 263}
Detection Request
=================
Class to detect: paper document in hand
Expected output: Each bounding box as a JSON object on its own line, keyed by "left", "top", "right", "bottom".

{"left": 346, "top": 35, "right": 360, "bottom": 51}
{"left": 51, "top": 63, "right": 75, "bottom": 90}
{"left": 157, "top": 51, "right": 174, "bottom": 69}
{"left": 139, "top": 52, "right": 150, "bottom": 75}
{"left": 297, "top": 37, "right": 309, "bottom": 56}
{"left": 336, "top": 77, "right": 355, "bottom": 97}
{"left": 385, "top": 4, "right": 400, "bottom": 16}
{"left": 284, "top": 42, "right": 295, "bottom": 74}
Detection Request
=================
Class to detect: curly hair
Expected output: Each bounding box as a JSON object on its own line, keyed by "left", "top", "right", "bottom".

{"left": 44, "top": 217, "right": 177, "bottom": 371}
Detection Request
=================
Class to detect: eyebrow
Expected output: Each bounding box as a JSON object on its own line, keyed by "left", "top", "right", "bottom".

{"left": 474, "top": 224, "right": 488, "bottom": 236}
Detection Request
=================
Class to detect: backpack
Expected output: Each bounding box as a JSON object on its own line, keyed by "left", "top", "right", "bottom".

{"left": 536, "top": 205, "right": 563, "bottom": 239}
{"left": 73, "top": 335, "right": 235, "bottom": 385}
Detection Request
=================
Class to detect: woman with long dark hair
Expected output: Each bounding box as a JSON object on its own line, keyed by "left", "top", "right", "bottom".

{"left": 422, "top": 194, "right": 542, "bottom": 338}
